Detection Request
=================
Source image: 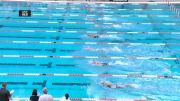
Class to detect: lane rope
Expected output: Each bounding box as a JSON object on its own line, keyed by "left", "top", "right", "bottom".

{"left": 1, "top": 20, "right": 180, "bottom": 25}
{"left": 0, "top": 40, "right": 179, "bottom": 46}
{"left": 1, "top": 30, "right": 180, "bottom": 35}
{"left": 11, "top": 98, "right": 155, "bottom": 101}
{"left": 0, "top": 73, "right": 180, "bottom": 79}
{"left": 0, "top": 54, "right": 179, "bottom": 60}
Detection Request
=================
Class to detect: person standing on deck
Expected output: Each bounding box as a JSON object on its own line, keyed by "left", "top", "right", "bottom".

{"left": 38, "top": 87, "right": 53, "bottom": 101}
{"left": 0, "top": 82, "right": 12, "bottom": 101}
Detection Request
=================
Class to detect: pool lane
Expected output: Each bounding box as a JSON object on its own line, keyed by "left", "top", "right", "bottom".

{"left": 0, "top": 75, "right": 180, "bottom": 99}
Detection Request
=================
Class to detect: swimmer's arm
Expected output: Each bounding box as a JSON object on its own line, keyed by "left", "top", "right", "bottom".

{"left": 116, "top": 85, "right": 125, "bottom": 88}
{"left": 124, "top": 84, "right": 139, "bottom": 88}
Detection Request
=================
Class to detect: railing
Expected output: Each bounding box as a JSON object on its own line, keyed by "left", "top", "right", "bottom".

{"left": 164, "top": 0, "right": 180, "bottom": 17}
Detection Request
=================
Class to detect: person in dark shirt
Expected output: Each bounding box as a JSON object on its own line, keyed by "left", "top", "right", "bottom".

{"left": 30, "top": 89, "right": 39, "bottom": 101}
{"left": 0, "top": 82, "right": 11, "bottom": 101}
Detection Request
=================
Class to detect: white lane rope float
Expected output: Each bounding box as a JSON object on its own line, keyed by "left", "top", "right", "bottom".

{"left": 0, "top": 73, "right": 180, "bottom": 79}
{"left": 1, "top": 19, "right": 180, "bottom": 25}
{"left": 1, "top": 29, "right": 180, "bottom": 35}
{"left": 0, "top": 13, "right": 178, "bottom": 18}
{"left": 0, "top": 14, "right": 177, "bottom": 18}
{"left": 0, "top": 8, "right": 171, "bottom": 11}
{"left": 0, "top": 55, "right": 179, "bottom": 60}
{"left": 0, "top": 40, "right": 179, "bottom": 46}
{"left": 11, "top": 98, "right": 155, "bottom": 101}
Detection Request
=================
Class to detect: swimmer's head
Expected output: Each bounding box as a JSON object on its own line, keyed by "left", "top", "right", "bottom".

{"left": 100, "top": 80, "right": 111, "bottom": 85}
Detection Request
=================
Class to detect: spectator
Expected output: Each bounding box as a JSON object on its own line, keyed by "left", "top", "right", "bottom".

{"left": 38, "top": 87, "right": 53, "bottom": 101}
{"left": 30, "top": 89, "right": 39, "bottom": 101}
{"left": 0, "top": 82, "right": 11, "bottom": 101}
{"left": 60, "top": 93, "right": 71, "bottom": 101}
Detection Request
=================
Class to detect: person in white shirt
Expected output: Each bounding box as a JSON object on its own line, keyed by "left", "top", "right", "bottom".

{"left": 38, "top": 87, "right": 53, "bottom": 101}
{"left": 60, "top": 93, "right": 71, "bottom": 101}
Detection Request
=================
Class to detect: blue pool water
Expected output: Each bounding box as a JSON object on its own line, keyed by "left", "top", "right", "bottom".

{"left": 0, "top": 1, "right": 180, "bottom": 100}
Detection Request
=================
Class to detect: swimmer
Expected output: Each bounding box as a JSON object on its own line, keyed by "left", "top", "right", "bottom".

{"left": 89, "top": 60, "right": 108, "bottom": 67}
{"left": 84, "top": 47, "right": 105, "bottom": 52}
{"left": 87, "top": 34, "right": 120, "bottom": 40}
{"left": 84, "top": 47, "right": 106, "bottom": 52}
{"left": 84, "top": 47, "right": 96, "bottom": 51}
{"left": 87, "top": 34, "right": 99, "bottom": 38}
{"left": 84, "top": 46, "right": 121, "bottom": 53}
{"left": 100, "top": 35, "right": 120, "bottom": 39}
{"left": 89, "top": 60, "right": 128, "bottom": 66}
{"left": 100, "top": 81, "right": 139, "bottom": 89}
{"left": 110, "top": 47, "right": 122, "bottom": 52}
{"left": 108, "top": 61, "right": 128, "bottom": 66}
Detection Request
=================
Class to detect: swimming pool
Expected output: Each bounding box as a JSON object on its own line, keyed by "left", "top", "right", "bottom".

{"left": 0, "top": 1, "right": 180, "bottom": 101}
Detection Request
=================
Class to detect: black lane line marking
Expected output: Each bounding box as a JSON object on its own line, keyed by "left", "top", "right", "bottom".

{"left": 0, "top": 35, "right": 46, "bottom": 39}
{"left": 68, "top": 19, "right": 87, "bottom": 20}
{"left": 0, "top": 16, "right": 65, "bottom": 21}
{"left": 62, "top": 37, "right": 82, "bottom": 40}
{"left": 0, "top": 48, "right": 42, "bottom": 51}
{"left": 40, "top": 62, "right": 52, "bottom": 68}
{"left": 0, "top": 9, "right": 59, "bottom": 13}
{"left": 45, "top": 48, "right": 76, "bottom": 53}
{"left": 52, "top": 83, "right": 90, "bottom": 86}
{"left": 56, "top": 64, "right": 76, "bottom": 67}
{"left": 59, "top": 49, "right": 76, "bottom": 52}
{"left": 45, "top": 48, "right": 57, "bottom": 53}
{"left": 1, "top": 25, "right": 62, "bottom": 29}
{"left": 0, "top": 62, "right": 76, "bottom": 67}
{"left": 50, "top": 37, "right": 82, "bottom": 40}
{"left": 0, "top": 82, "right": 28, "bottom": 85}
{"left": 32, "top": 80, "right": 47, "bottom": 88}
{"left": 0, "top": 25, "right": 3, "bottom": 28}
{"left": 50, "top": 36, "right": 60, "bottom": 40}
{"left": 65, "top": 27, "right": 87, "bottom": 30}
{"left": 0, "top": 63, "right": 36, "bottom": 66}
